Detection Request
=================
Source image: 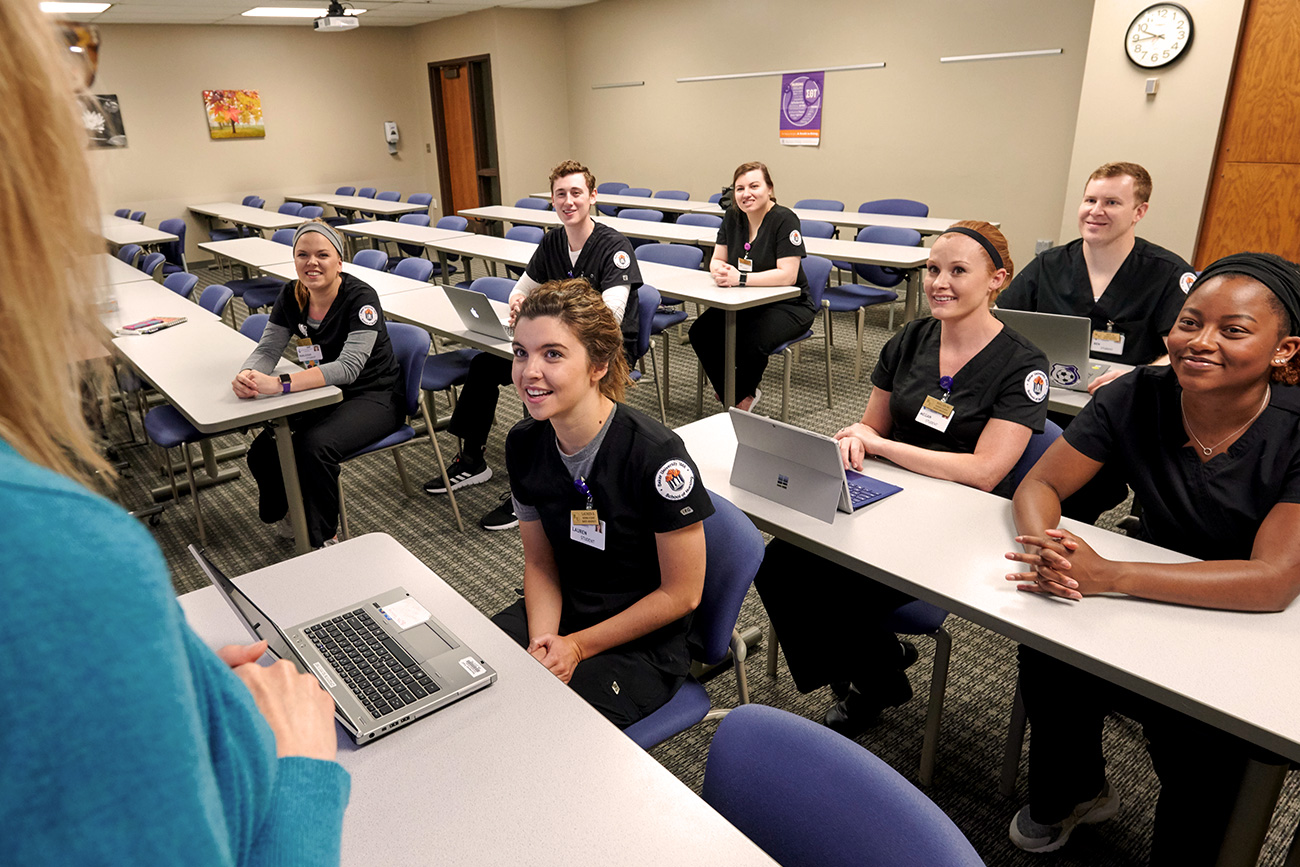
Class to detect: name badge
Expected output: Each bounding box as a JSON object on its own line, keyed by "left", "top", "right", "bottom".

{"left": 737, "top": 257, "right": 753, "bottom": 273}
{"left": 571, "top": 509, "right": 599, "bottom": 526}
{"left": 916, "top": 394, "right": 954, "bottom": 433}
{"left": 296, "top": 338, "right": 323, "bottom": 367}
{"left": 1090, "top": 330, "right": 1125, "bottom": 355}
{"left": 570, "top": 518, "right": 606, "bottom": 551}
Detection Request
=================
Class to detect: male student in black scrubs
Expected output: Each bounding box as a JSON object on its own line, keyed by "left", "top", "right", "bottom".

{"left": 422, "top": 159, "right": 642, "bottom": 531}
{"left": 996, "top": 161, "right": 1196, "bottom": 522}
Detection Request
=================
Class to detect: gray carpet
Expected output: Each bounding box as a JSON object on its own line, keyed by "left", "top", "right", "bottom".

{"left": 102, "top": 261, "right": 1300, "bottom": 865}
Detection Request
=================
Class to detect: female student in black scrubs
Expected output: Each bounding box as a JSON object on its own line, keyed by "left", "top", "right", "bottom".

{"left": 756, "top": 222, "right": 1049, "bottom": 735}
{"left": 491, "top": 278, "right": 715, "bottom": 728}
{"left": 689, "top": 161, "right": 815, "bottom": 410}
{"left": 1005, "top": 252, "right": 1300, "bottom": 862}
{"left": 233, "top": 220, "right": 404, "bottom": 548}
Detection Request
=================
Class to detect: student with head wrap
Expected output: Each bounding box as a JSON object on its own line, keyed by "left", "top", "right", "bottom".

{"left": 1004, "top": 252, "right": 1300, "bottom": 861}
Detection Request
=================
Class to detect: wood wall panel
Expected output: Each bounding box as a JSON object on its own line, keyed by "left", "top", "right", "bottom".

{"left": 1217, "top": 0, "right": 1300, "bottom": 164}
{"left": 1197, "top": 163, "right": 1300, "bottom": 266}
{"left": 440, "top": 68, "right": 479, "bottom": 214}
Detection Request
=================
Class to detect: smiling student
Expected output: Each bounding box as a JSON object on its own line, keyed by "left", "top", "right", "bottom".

{"left": 1004, "top": 252, "right": 1300, "bottom": 862}
{"left": 756, "top": 222, "right": 1048, "bottom": 735}
{"left": 489, "top": 278, "right": 712, "bottom": 729}
{"left": 423, "top": 160, "right": 641, "bottom": 532}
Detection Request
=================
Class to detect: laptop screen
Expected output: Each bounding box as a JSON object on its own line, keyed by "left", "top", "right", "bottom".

{"left": 187, "top": 545, "right": 302, "bottom": 671}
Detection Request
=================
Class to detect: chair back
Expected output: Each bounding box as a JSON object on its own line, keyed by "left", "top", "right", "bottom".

{"left": 708, "top": 193, "right": 724, "bottom": 204}
{"left": 114, "top": 208, "right": 131, "bottom": 218}
{"left": 299, "top": 205, "right": 324, "bottom": 220}
{"left": 240, "top": 313, "right": 270, "bottom": 341}
{"left": 357, "top": 187, "right": 377, "bottom": 199}
{"left": 687, "top": 491, "right": 765, "bottom": 664}
{"left": 407, "top": 193, "right": 433, "bottom": 214}
{"left": 162, "top": 271, "right": 198, "bottom": 298}
{"left": 399, "top": 213, "right": 431, "bottom": 227}
{"left": 795, "top": 198, "right": 845, "bottom": 212}
{"left": 618, "top": 208, "right": 664, "bottom": 223}
{"left": 859, "top": 198, "right": 929, "bottom": 218}
{"left": 436, "top": 216, "right": 469, "bottom": 232}
{"left": 334, "top": 186, "right": 356, "bottom": 196}
{"left": 469, "top": 276, "right": 515, "bottom": 303}
{"left": 395, "top": 213, "right": 433, "bottom": 258}
{"left": 854, "top": 226, "right": 923, "bottom": 288}
{"left": 636, "top": 243, "right": 702, "bottom": 270}
{"left": 702, "top": 705, "right": 986, "bottom": 867}
{"left": 198, "top": 284, "right": 234, "bottom": 316}
{"left": 622, "top": 187, "right": 652, "bottom": 198}
{"left": 271, "top": 228, "right": 295, "bottom": 245}
{"left": 654, "top": 190, "right": 690, "bottom": 200}
{"left": 130, "top": 211, "right": 146, "bottom": 223}
{"left": 116, "top": 244, "right": 142, "bottom": 267}
{"left": 802, "top": 256, "right": 833, "bottom": 309}
{"left": 678, "top": 213, "right": 722, "bottom": 229}
{"left": 278, "top": 202, "right": 302, "bottom": 216}
{"left": 1012, "top": 419, "right": 1063, "bottom": 490}
{"left": 377, "top": 191, "right": 401, "bottom": 202}
{"left": 505, "top": 225, "right": 544, "bottom": 245}
{"left": 392, "top": 257, "right": 435, "bottom": 282}
{"left": 514, "top": 197, "right": 551, "bottom": 211}
{"left": 799, "top": 219, "right": 835, "bottom": 240}
{"left": 385, "top": 322, "right": 432, "bottom": 419}
{"left": 634, "top": 284, "right": 660, "bottom": 363}
{"left": 353, "top": 249, "right": 389, "bottom": 271}
{"left": 158, "top": 218, "right": 187, "bottom": 267}
{"left": 241, "top": 195, "right": 260, "bottom": 207}
{"left": 597, "top": 182, "right": 629, "bottom": 194}
{"left": 248, "top": 197, "right": 265, "bottom": 210}
{"left": 139, "top": 252, "right": 166, "bottom": 278}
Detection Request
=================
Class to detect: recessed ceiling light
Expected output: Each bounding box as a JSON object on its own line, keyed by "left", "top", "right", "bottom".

{"left": 40, "top": 2, "right": 111, "bottom": 13}
{"left": 242, "top": 7, "right": 365, "bottom": 17}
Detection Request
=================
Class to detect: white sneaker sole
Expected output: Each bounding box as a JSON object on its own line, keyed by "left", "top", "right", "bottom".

{"left": 424, "top": 465, "right": 492, "bottom": 495}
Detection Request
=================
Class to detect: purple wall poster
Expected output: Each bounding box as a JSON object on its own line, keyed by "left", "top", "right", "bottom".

{"left": 780, "top": 72, "right": 824, "bottom": 146}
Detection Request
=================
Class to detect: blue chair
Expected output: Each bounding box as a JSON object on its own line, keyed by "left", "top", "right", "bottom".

{"left": 324, "top": 187, "right": 357, "bottom": 226}
{"left": 627, "top": 284, "right": 667, "bottom": 423}
{"left": 337, "top": 322, "right": 464, "bottom": 535}
{"left": 116, "top": 244, "right": 142, "bottom": 268}
{"left": 429, "top": 216, "right": 470, "bottom": 279}
{"left": 211, "top": 197, "right": 262, "bottom": 242}
{"left": 625, "top": 491, "right": 764, "bottom": 749}
{"left": 143, "top": 404, "right": 209, "bottom": 544}
{"left": 636, "top": 244, "right": 703, "bottom": 401}
{"left": 386, "top": 213, "right": 433, "bottom": 267}
{"left": 241, "top": 195, "right": 261, "bottom": 207}
{"left": 654, "top": 189, "right": 690, "bottom": 201}
{"left": 138, "top": 252, "right": 166, "bottom": 280}
{"left": 357, "top": 187, "right": 377, "bottom": 198}
{"left": 198, "top": 284, "right": 234, "bottom": 317}
{"left": 298, "top": 205, "right": 324, "bottom": 220}
{"left": 129, "top": 210, "right": 146, "bottom": 223}
{"left": 162, "top": 272, "right": 198, "bottom": 299}
{"left": 860, "top": 198, "right": 929, "bottom": 218}
{"left": 799, "top": 219, "right": 835, "bottom": 240}
{"left": 114, "top": 208, "right": 131, "bottom": 218}
{"left": 277, "top": 202, "right": 302, "bottom": 216}
{"left": 334, "top": 186, "right": 356, "bottom": 197}
{"left": 352, "top": 249, "right": 389, "bottom": 271}
{"left": 768, "top": 255, "right": 833, "bottom": 422}
{"left": 616, "top": 208, "right": 664, "bottom": 249}
{"left": 271, "top": 228, "right": 295, "bottom": 245}
{"left": 364, "top": 191, "right": 400, "bottom": 222}
{"left": 708, "top": 192, "right": 724, "bottom": 204}
{"left": 830, "top": 226, "right": 922, "bottom": 361}
{"left": 158, "top": 218, "right": 188, "bottom": 275}
{"left": 407, "top": 193, "right": 433, "bottom": 215}
{"left": 622, "top": 187, "right": 651, "bottom": 198}
{"left": 514, "top": 197, "right": 550, "bottom": 211}
{"left": 392, "top": 257, "right": 434, "bottom": 283}
{"left": 240, "top": 313, "right": 269, "bottom": 341}
{"left": 504, "top": 225, "right": 543, "bottom": 278}
{"left": 678, "top": 213, "right": 722, "bottom": 229}
{"left": 795, "top": 198, "right": 845, "bottom": 212}
{"left": 244, "top": 280, "right": 287, "bottom": 313}
{"left": 596, "top": 181, "right": 629, "bottom": 216}
{"left": 702, "top": 705, "right": 986, "bottom": 867}
{"left": 400, "top": 213, "right": 431, "bottom": 228}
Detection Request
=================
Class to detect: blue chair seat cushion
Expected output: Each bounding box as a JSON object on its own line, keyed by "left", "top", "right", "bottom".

{"left": 624, "top": 678, "right": 711, "bottom": 750}
{"left": 429, "top": 262, "right": 459, "bottom": 277}
{"left": 243, "top": 284, "right": 283, "bottom": 311}
{"left": 161, "top": 263, "right": 185, "bottom": 276}
{"left": 885, "top": 598, "right": 948, "bottom": 634}
{"left": 144, "top": 405, "right": 202, "bottom": 448}
{"left": 824, "top": 286, "right": 897, "bottom": 312}
{"left": 421, "top": 349, "right": 481, "bottom": 392}
{"left": 343, "top": 425, "right": 414, "bottom": 461}
{"left": 769, "top": 330, "right": 813, "bottom": 356}
{"left": 652, "top": 309, "right": 689, "bottom": 332}
{"left": 209, "top": 228, "right": 241, "bottom": 242}
{"left": 226, "top": 276, "right": 283, "bottom": 298}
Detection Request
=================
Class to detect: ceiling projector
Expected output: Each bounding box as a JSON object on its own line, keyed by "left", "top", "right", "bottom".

{"left": 315, "top": 1, "right": 358, "bottom": 31}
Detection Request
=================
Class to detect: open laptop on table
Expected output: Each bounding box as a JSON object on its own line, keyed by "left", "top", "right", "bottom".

{"left": 444, "top": 284, "right": 514, "bottom": 341}
{"left": 728, "top": 408, "right": 902, "bottom": 524}
{"left": 190, "top": 545, "right": 496, "bottom": 744}
{"left": 993, "top": 308, "right": 1110, "bottom": 392}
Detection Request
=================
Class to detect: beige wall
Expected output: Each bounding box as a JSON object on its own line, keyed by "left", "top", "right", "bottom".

{"left": 91, "top": 24, "right": 428, "bottom": 261}
{"left": 1058, "top": 0, "right": 1246, "bottom": 260}
{"left": 559, "top": 0, "right": 1095, "bottom": 268}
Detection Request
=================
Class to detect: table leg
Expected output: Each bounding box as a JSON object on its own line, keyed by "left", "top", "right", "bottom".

{"left": 272, "top": 416, "right": 312, "bottom": 555}
{"left": 436, "top": 251, "right": 450, "bottom": 282}
{"left": 903, "top": 267, "right": 923, "bottom": 323}
{"left": 723, "top": 310, "right": 737, "bottom": 409}
{"left": 1214, "top": 757, "right": 1288, "bottom": 867}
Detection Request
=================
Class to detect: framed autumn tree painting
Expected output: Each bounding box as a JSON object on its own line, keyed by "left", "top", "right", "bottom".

{"left": 202, "top": 90, "right": 265, "bottom": 139}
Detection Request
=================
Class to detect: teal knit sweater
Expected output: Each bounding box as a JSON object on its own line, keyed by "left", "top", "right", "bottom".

{"left": 0, "top": 440, "right": 350, "bottom": 864}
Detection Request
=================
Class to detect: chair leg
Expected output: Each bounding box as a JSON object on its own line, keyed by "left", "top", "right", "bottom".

{"left": 648, "top": 346, "right": 667, "bottom": 424}
{"left": 766, "top": 621, "right": 779, "bottom": 677}
{"left": 392, "top": 447, "right": 415, "bottom": 497}
{"left": 1000, "top": 682, "right": 1028, "bottom": 797}
{"left": 661, "top": 332, "right": 672, "bottom": 405}
{"left": 696, "top": 362, "right": 705, "bottom": 417}
{"left": 854, "top": 306, "right": 866, "bottom": 380}
{"left": 180, "top": 443, "right": 205, "bottom": 546}
{"left": 918, "top": 626, "right": 951, "bottom": 787}
{"left": 823, "top": 309, "right": 833, "bottom": 410}
{"left": 337, "top": 474, "right": 351, "bottom": 541}
{"left": 781, "top": 348, "right": 792, "bottom": 423}
{"left": 729, "top": 629, "right": 751, "bottom": 706}
{"left": 421, "top": 399, "right": 465, "bottom": 532}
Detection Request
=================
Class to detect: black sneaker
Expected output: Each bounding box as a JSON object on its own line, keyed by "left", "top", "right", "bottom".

{"left": 479, "top": 491, "right": 518, "bottom": 531}
{"left": 424, "top": 453, "right": 492, "bottom": 495}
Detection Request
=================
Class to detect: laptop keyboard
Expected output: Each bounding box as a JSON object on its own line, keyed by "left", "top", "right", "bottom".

{"left": 305, "top": 609, "right": 439, "bottom": 720}
{"left": 848, "top": 479, "right": 889, "bottom": 508}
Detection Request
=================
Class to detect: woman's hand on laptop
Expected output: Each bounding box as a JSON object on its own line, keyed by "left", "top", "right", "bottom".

{"left": 232, "top": 657, "right": 339, "bottom": 761}
{"left": 834, "top": 423, "right": 881, "bottom": 471}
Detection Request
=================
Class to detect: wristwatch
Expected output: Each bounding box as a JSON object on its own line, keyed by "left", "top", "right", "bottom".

{"left": 280, "top": 373, "right": 292, "bottom": 394}
{"left": 738, "top": 272, "right": 748, "bottom": 287}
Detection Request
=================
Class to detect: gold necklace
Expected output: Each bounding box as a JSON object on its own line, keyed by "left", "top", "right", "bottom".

{"left": 1180, "top": 389, "right": 1269, "bottom": 457}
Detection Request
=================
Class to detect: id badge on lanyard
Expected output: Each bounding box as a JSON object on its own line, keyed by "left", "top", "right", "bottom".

{"left": 916, "top": 376, "right": 955, "bottom": 433}
{"left": 570, "top": 476, "right": 605, "bottom": 551}
{"left": 738, "top": 240, "right": 754, "bottom": 273}
{"left": 296, "top": 337, "right": 323, "bottom": 367}
{"left": 1091, "top": 321, "right": 1125, "bottom": 356}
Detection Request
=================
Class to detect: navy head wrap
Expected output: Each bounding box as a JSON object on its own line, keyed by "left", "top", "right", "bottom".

{"left": 1190, "top": 252, "right": 1300, "bottom": 336}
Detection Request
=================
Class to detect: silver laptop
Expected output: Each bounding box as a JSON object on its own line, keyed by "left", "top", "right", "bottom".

{"left": 994, "top": 308, "right": 1110, "bottom": 392}
{"left": 444, "top": 284, "right": 513, "bottom": 341}
{"left": 728, "top": 409, "right": 902, "bottom": 524}
{"left": 190, "top": 545, "right": 496, "bottom": 745}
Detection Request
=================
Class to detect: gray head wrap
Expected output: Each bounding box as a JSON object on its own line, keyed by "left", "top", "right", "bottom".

{"left": 293, "top": 221, "right": 345, "bottom": 258}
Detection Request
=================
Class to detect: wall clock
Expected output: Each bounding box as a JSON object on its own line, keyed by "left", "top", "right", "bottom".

{"left": 1125, "top": 3, "right": 1194, "bottom": 68}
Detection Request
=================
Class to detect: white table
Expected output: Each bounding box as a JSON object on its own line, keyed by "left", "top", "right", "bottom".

{"left": 100, "top": 278, "right": 220, "bottom": 332}
{"left": 461, "top": 204, "right": 560, "bottom": 230}
{"left": 531, "top": 191, "right": 719, "bottom": 216}
{"left": 424, "top": 233, "right": 537, "bottom": 281}
{"left": 260, "top": 261, "right": 430, "bottom": 298}
{"left": 316, "top": 195, "right": 425, "bottom": 218}
{"left": 382, "top": 286, "right": 513, "bottom": 359}
{"left": 199, "top": 236, "right": 294, "bottom": 269}
{"left": 804, "top": 237, "right": 930, "bottom": 321}
{"left": 177, "top": 534, "right": 777, "bottom": 867}
{"left": 189, "top": 202, "right": 307, "bottom": 234}
{"left": 112, "top": 319, "right": 341, "bottom": 554}
{"left": 101, "top": 215, "right": 179, "bottom": 248}
{"left": 784, "top": 207, "right": 995, "bottom": 237}
{"left": 94, "top": 252, "right": 155, "bottom": 288}
{"left": 337, "top": 221, "right": 469, "bottom": 258}
{"left": 676, "top": 411, "right": 1300, "bottom": 866}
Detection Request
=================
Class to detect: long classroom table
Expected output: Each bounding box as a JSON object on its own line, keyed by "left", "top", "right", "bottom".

{"left": 101, "top": 214, "right": 179, "bottom": 248}
{"left": 189, "top": 202, "right": 306, "bottom": 236}
{"left": 259, "top": 261, "right": 431, "bottom": 298}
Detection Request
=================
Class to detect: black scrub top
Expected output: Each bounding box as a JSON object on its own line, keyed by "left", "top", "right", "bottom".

{"left": 525, "top": 221, "right": 642, "bottom": 357}
{"left": 506, "top": 404, "right": 715, "bottom": 675}
{"left": 268, "top": 272, "right": 400, "bottom": 400}
{"left": 716, "top": 203, "right": 812, "bottom": 307}
{"left": 1064, "top": 366, "right": 1300, "bottom": 562}
{"left": 997, "top": 237, "right": 1196, "bottom": 365}
{"left": 871, "top": 318, "right": 1050, "bottom": 497}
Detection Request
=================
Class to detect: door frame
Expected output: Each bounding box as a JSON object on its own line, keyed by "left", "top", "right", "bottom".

{"left": 428, "top": 54, "right": 498, "bottom": 219}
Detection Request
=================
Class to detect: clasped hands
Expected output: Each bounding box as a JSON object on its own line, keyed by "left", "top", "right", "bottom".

{"left": 1005, "top": 528, "right": 1115, "bottom": 600}
{"left": 526, "top": 633, "right": 584, "bottom": 683}
{"left": 232, "top": 369, "right": 281, "bottom": 399}
{"left": 710, "top": 261, "right": 742, "bottom": 287}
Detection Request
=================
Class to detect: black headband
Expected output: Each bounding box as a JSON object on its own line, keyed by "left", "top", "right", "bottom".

{"left": 1190, "top": 252, "right": 1300, "bottom": 336}
{"left": 939, "top": 226, "right": 1004, "bottom": 271}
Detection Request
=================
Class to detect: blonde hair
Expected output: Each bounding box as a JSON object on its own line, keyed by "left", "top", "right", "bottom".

{"left": 0, "top": 0, "right": 111, "bottom": 485}
{"left": 516, "top": 278, "right": 629, "bottom": 402}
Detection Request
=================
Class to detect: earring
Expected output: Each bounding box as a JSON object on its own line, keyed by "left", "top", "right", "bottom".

{"left": 1274, "top": 358, "right": 1286, "bottom": 365}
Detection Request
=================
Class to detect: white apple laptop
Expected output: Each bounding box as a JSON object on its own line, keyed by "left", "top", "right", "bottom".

{"left": 994, "top": 309, "right": 1110, "bottom": 392}
{"left": 444, "top": 284, "right": 513, "bottom": 341}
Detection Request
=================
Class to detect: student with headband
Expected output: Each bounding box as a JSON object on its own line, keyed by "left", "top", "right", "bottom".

{"left": 756, "top": 221, "right": 1049, "bottom": 735}
{"left": 1005, "top": 252, "right": 1300, "bottom": 861}
{"left": 234, "top": 218, "right": 404, "bottom": 548}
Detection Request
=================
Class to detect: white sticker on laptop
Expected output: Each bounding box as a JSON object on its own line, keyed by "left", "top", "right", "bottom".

{"left": 378, "top": 598, "right": 431, "bottom": 631}
{"left": 459, "top": 657, "right": 487, "bottom": 678}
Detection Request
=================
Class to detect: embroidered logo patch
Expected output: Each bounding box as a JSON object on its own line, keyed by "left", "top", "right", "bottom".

{"left": 613, "top": 250, "right": 631, "bottom": 269}
{"left": 1024, "top": 370, "right": 1049, "bottom": 403}
{"left": 789, "top": 229, "right": 803, "bottom": 246}
{"left": 655, "top": 459, "right": 694, "bottom": 500}
{"left": 1179, "top": 271, "right": 1196, "bottom": 294}
{"left": 358, "top": 304, "right": 378, "bottom": 326}
{"left": 1049, "top": 363, "right": 1081, "bottom": 387}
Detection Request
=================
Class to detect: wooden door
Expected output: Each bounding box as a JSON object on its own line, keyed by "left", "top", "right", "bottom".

{"left": 1195, "top": 0, "right": 1300, "bottom": 266}
{"left": 439, "top": 65, "right": 479, "bottom": 216}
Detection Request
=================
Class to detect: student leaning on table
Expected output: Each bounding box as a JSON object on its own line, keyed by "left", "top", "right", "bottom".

{"left": 234, "top": 219, "right": 404, "bottom": 549}
{"left": 490, "top": 278, "right": 713, "bottom": 729}
{"left": 1004, "top": 252, "right": 1300, "bottom": 862}
{"left": 756, "top": 222, "right": 1050, "bottom": 737}
{"left": 690, "top": 160, "right": 816, "bottom": 411}
{"left": 0, "top": 1, "right": 347, "bottom": 863}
